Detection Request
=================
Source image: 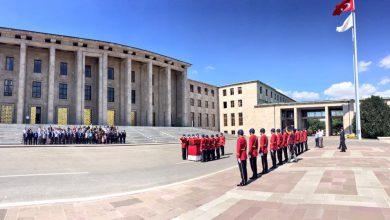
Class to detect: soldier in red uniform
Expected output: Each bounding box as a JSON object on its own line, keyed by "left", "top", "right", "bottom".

{"left": 298, "top": 130, "right": 304, "bottom": 154}
{"left": 219, "top": 133, "right": 225, "bottom": 156}
{"left": 276, "top": 129, "right": 283, "bottom": 165}
{"left": 205, "top": 135, "right": 210, "bottom": 161}
{"left": 294, "top": 129, "right": 300, "bottom": 156}
{"left": 200, "top": 134, "right": 207, "bottom": 162}
{"left": 236, "top": 129, "right": 248, "bottom": 186}
{"left": 180, "top": 134, "right": 188, "bottom": 160}
{"left": 210, "top": 135, "right": 216, "bottom": 160}
{"left": 248, "top": 128, "right": 258, "bottom": 179}
{"left": 303, "top": 129, "right": 308, "bottom": 151}
{"left": 215, "top": 134, "right": 221, "bottom": 159}
{"left": 282, "top": 129, "right": 289, "bottom": 163}
{"left": 269, "top": 129, "right": 278, "bottom": 169}
{"left": 259, "top": 128, "right": 268, "bottom": 174}
{"left": 288, "top": 129, "right": 297, "bottom": 162}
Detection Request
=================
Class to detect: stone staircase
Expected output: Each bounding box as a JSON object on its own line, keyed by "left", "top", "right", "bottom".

{"left": 0, "top": 124, "right": 232, "bottom": 146}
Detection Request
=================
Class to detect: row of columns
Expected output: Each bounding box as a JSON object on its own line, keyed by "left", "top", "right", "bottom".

{"left": 15, "top": 42, "right": 188, "bottom": 126}
{"left": 292, "top": 106, "right": 331, "bottom": 136}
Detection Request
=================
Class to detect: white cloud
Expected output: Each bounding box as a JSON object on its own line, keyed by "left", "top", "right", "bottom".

{"left": 375, "top": 90, "right": 390, "bottom": 97}
{"left": 358, "top": 60, "right": 372, "bottom": 72}
{"left": 379, "top": 77, "right": 390, "bottom": 85}
{"left": 324, "top": 81, "right": 377, "bottom": 99}
{"left": 278, "top": 89, "right": 320, "bottom": 101}
{"left": 205, "top": 65, "right": 216, "bottom": 71}
{"left": 379, "top": 55, "right": 390, "bottom": 69}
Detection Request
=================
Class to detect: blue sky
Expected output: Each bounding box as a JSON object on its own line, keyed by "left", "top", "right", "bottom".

{"left": 1, "top": 0, "right": 389, "bottom": 100}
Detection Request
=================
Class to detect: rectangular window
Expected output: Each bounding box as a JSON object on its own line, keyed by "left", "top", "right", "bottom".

{"left": 230, "top": 88, "right": 234, "bottom": 95}
{"left": 131, "top": 90, "right": 136, "bottom": 104}
{"left": 190, "top": 112, "right": 195, "bottom": 126}
{"left": 131, "top": 71, "right": 135, "bottom": 82}
{"left": 231, "top": 113, "right": 235, "bottom": 126}
{"left": 108, "top": 87, "right": 115, "bottom": 102}
{"left": 190, "top": 98, "right": 194, "bottom": 106}
{"left": 33, "top": 59, "right": 42, "bottom": 73}
{"left": 85, "top": 65, "right": 92, "bottom": 77}
{"left": 60, "top": 62, "right": 67, "bottom": 75}
{"left": 223, "top": 89, "right": 227, "bottom": 96}
{"left": 271, "top": 91, "right": 273, "bottom": 98}
{"left": 238, "top": 112, "right": 243, "bottom": 126}
{"left": 197, "top": 86, "right": 201, "bottom": 94}
{"left": 231, "top": 130, "right": 236, "bottom": 135}
{"left": 223, "top": 114, "right": 228, "bottom": 126}
{"left": 231, "top": 100, "right": 235, "bottom": 108}
{"left": 212, "top": 114, "right": 216, "bottom": 127}
{"left": 198, "top": 113, "right": 202, "bottom": 127}
{"left": 238, "top": 87, "right": 242, "bottom": 94}
{"left": 190, "top": 84, "right": 194, "bottom": 92}
{"left": 206, "top": 114, "right": 209, "bottom": 127}
{"left": 266, "top": 89, "right": 268, "bottom": 96}
{"left": 260, "top": 86, "right": 262, "bottom": 94}
{"left": 205, "top": 101, "right": 208, "bottom": 108}
{"left": 59, "top": 83, "right": 67, "bottom": 99}
{"left": 211, "top": 90, "right": 215, "bottom": 96}
{"left": 152, "top": 92, "right": 154, "bottom": 105}
{"left": 238, "top": 99, "right": 242, "bottom": 107}
{"left": 204, "top": 88, "right": 208, "bottom": 95}
{"left": 223, "top": 101, "right": 227, "bottom": 109}
{"left": 108, "top": 67, "right": 114, "bottom": 80}
{"left": 3, "top": 80, "right": 13, "bottom": 96}
{"left": 198, "top": 100, "right": 202, "bottom": 107}
{"left": 32, "top": 81, "right": 41, "bottom": 98}
{"left": 212, "top": 102, "right": 215, "bottom": 109}
{"left": 85, "top": 85, "right": 91, "bottom": 100}
{"left": 5, "top": 57, "right": 14, "bottom": 71}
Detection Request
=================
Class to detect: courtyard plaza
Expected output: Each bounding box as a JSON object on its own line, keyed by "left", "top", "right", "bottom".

{"left": 0, "top": 138, "right": 390, "bottom": 219}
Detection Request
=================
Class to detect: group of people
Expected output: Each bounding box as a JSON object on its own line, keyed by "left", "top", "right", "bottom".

{"left": 236, "top": 127, "right": 308, "bottom": 186}
{"left": 180, "top": 133, "right": 226, "bottom": 162}
{"left": 22, "top": 126, "right": 127, "bottom": 145}
{"left": 314, "top": 129, "right": 325, "bottom": 148}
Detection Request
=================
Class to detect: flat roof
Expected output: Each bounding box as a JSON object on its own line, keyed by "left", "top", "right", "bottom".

{"left": 0, "top": 26, "right": 191, "bottom": 66}
{"left": 188, "top": 79, "right": 218, "bottom": 88}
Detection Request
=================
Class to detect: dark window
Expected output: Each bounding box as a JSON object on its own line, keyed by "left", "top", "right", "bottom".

{"left": 238, "top": 99, "right": 242, "bottom": 107}
{"left": 5, "top": 57, "right": 14, "bottom": 71}
{"left": 266, "top": 89, "right": 268, "bottom": 96}
{"left": 223, "top": 114, "right": 228, "bottom": 126}
{"left": 32, "top": 81, "right": 41, "bottom": 98}
{"left": 231, "top": 100, "right": 235, "bottom": 108}
{"left": 231, "top": 130, "right": 236, "bottom": 135}
{"left": 231, "top": 113, "right": 235, "bottom": 126}
{"left": 223, "top": 101, "right": 227, "bottom": 109}
{"left": 190, "top": 98, "right": 194, "bottom": 106}
{"left": 238, "top": 113, "right": 243, "bottom": 126}
{"left": 238, "top": 87, "right": 242, "bottom": 94}
{"left": 190, "top": 84, "right": 194, "bottom": 92}
{"left": 198, "top": 113, "right": 202, "bottom": 127}
{"left": 152, "top": 92, "right": 154, "bottom": 105}
{"left": 212, "top": 114, "right": 216, "bottom": 127}
{"left": 271, "top": 91, "right": 273, "bottom": 98}
{"left": 230, "top": 88, "right": 234, "bottom": 95}
{"left": 223, "top": 89, "right": 226, "bottom": 96}
{"left": 205, "top": 101, "right": 209, "bottom": 108}
{"left": 108, "top": 67, "right": 114, "bottom": 80}
{"left": 212, "top": 102, "right": 215, "bottom": 109}
{"left": 131, "top": 90, "right": 136, "bottom": 104}
{"left": 60, "top": 62, "right": 67, "bottom": 75}
{"left": 211, "top": 90, "right": 215, "bottom": 96}
{"left": 131, "top": 71, "right": 135, "bottom": 82}
{"left": 204, "top": 88, "right": 208, "bottom": 95}
{"left": 108, "top": 87, "right": 115, "bottom": 102}
{"left": 197, "top": 86, "right": 201, "bottom": 94}
{"left": 33, "top": 59, "right": 42, "bottom": 73}
{"left": 198, "top": 100, "right": 202, "bottom": 107}
{"left": 85, "top": 65, "right": 92, "bottom": 77}
{"left": 59, "top": 83, "right": 67, "bottom": 99}
{"left": 260, "top": 86, "right": 262, "bottom": 94}
{"left": 3, "top": 79, "right": 13, "bottom": 96}
{"left": 85, "top": 85, "right": 91, "bottom": 100}
{"left": 206, "top": 114, "right": 209, "bottom": 127}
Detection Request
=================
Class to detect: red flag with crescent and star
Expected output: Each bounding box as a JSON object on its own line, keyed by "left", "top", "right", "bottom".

{"left": 332, "top": 0, "right": 355, "bottom": 16}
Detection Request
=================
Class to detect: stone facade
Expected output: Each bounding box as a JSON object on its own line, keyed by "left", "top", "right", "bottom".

{"left": 0, "top": 27, "right": 190, "bottom": 126}
{"left": 188, "top": 79, "right": 219, "bottom": 131}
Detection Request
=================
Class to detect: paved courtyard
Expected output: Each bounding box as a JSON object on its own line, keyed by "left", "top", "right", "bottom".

{"left": 1, "top": 138, "right": 390, "bottom": 219}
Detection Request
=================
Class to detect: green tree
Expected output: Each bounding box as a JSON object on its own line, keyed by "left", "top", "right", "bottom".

{"left": 353, "top": 96, "right": 390, "bottom": 139}
{"left": 307, "top": 118, "right": 325, "bottom": 135}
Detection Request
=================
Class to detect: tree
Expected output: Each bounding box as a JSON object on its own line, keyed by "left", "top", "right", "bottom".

{"left": 353, "top": 96, "right": 390, "bottom": 139}
{"left": 307, "top": 118, "right": 325, "bottom": 135}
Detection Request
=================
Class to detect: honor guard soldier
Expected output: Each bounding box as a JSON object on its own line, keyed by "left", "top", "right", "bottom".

{"left": 248, "top": 128, "right": 258, "bottom": 179}
{"left": 180, "top": 134, "right": 188, "bottom": 160}
{"left": 259, "top": 128, "right": 268, "bottom": 174}
{"left": 270, "top": 129, "right": 278, "bottom": 169}
{"left": 288, "top": 129, "right": 297, "bottom": 162}
{"left": 236, "top": 129, "right": 248, "bottom": 186}
{"left": 200, "top": 135, "right": 207, "bottom": 162}
{"left": 303, "top": 129, "right": 308, "bottom": 151}
{"left": 276, "top": 129, "right": 283, "bottom": 165}
{"left": 205, "top": 135, "right": 211, "bottom": 161}
{"left": 293, "top": 129, "right": 299, "bottom": 155}
{"left": 215, "top": 134, "right": 221, "bottom": 159}
{"left": 282, "top": 129, "right": 289, "bottom": 163}
{"left": 219, "top": 133, "right": 226, "bottom": 156}
{"left": 210, "top": 135, "right": 216, "bottom": 160}
{"left": 299, "top": 130, "right": 304, "bottom": 153}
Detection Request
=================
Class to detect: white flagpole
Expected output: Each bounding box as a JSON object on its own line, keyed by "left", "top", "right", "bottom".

{"left": 351, "top": 10, "right": 362, "bottom": 140}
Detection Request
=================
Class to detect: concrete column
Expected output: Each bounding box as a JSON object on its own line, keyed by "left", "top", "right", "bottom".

{"left": 165, "top": 66, "right": 172, "bottom": 126}
{"left": 98, "top": 53, "right": 108, "bottom": 125}
{"left": 146, "top": 61, "right": 153, "bottom": 126}
{"left": 124, "top": 57, "right": 132, "bottom": 126}
{"left": 16, "top": 42, "right": 27, "bottom": 124}
{"left": 293, "top": 107, "right": 298, "bottom": 129}
{"left": 181, "top": 69, "right": 189, "bottom": 126}
{"left": 75, "top": 49, "right": 84, "bottom": 124}
{"left": 325, "top": 106, "right": 330, "bottom": 136}
{"left": 47, "top": 46, "right": 56, "bottom": 124}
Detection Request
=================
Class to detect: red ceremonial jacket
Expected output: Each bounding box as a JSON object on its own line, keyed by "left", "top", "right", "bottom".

{"left": 259, "top": 134, "right": 268, "bottom": 154}
{"left": 303, "top": 130, "right": 308, "bottom": 141}
{"left": 288, "top": 133, "right": 295, "bottom": 145}
{"left": 248, "top": 134, "right": 258, "bottom": 157}
{"left": 219, "top": 136, "right": 226, "bottom": 146}
{"left": 236, "top": 136, "right": 247, "bottom": 160}
{"left": 295, "top": 132, "right": 301, "bottom": 143}
{"left": 277, "top": 133, "right": 283, "bottom": 149}
{"left": 200, "top": 138, "right": 206, "bottom": 151}
{"left": 214, "top": 137, "right": 220, "bottom": 148}
{"left": 270, "top": 133, "right": 278, "bottom": 151}
{"left": 180, "top": 137, "right": 188, "bottom": 149}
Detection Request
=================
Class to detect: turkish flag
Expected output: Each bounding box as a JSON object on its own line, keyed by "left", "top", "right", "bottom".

{"left": 332, "top": 0, "right": 355, "bottom": 16}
